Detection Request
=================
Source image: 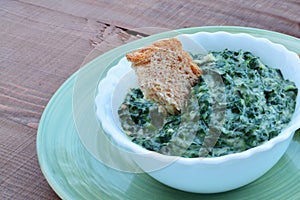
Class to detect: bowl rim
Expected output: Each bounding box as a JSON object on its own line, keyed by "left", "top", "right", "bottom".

{"left": 96, "top": 31, "right": 300, "bottom": 166}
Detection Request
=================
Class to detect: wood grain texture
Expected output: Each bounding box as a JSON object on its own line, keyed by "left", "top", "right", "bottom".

{"left": 0, "top": 0, "right": 299, "bottom": 199}
{"left": 19, "top": 0, "right": 300, "bottom": 37}
{"left": 0, "top": 118, "right": 60, "bottom": 199}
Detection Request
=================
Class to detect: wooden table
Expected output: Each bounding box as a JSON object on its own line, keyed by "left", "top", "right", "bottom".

{"left": 1, "top": 0, "right": 299, "bottom": 199}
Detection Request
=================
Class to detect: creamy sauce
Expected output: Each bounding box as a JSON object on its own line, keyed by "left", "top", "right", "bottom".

{"left": 118, "top": 49, "right": 298, "bottom": 158}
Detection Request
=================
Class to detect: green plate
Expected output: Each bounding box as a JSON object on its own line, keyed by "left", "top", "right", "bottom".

{"left": 37, "top": 26, "right": 300, "bottom": 200}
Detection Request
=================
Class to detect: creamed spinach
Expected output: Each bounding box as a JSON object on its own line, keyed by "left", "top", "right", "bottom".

{"left": 118, "top": 49, "right": 298, "bottom": 158}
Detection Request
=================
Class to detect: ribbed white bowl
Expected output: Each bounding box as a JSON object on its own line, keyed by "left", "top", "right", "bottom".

{"left": 95, "top": 32, "right": 300, "bottom": 193}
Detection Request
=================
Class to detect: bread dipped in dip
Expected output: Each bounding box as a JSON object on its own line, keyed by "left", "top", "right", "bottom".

{"left": 126, "top": 38, "right": 202, "bottom": 115}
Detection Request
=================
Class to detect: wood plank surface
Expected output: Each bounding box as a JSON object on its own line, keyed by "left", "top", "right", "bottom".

{"left": 0, "top": 0, "right": 299, "bottom": 199}
{"left": 18, "top": 0, "right": 300, "bottom": 37}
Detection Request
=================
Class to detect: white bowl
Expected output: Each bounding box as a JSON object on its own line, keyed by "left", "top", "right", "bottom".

{"left": 95, "top": 31, "right": 300, "bottom": 193}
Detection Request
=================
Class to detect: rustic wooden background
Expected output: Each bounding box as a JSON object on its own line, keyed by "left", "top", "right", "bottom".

{"left": 1, "top": 0, "right": 299, "bottom": 199}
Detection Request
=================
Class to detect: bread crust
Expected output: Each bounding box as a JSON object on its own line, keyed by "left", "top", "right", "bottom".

{"left": 126, "top": 38, "right": 202, "bottom": 115}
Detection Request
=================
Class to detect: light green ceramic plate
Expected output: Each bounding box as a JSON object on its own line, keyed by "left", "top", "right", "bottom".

{"left": 37, "top": 26, "right": 300, "bottom": 200}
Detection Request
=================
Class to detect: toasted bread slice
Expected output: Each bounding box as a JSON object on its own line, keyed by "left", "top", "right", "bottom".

{"left": 126, "top": 38, "right": 202, "bottom": 115}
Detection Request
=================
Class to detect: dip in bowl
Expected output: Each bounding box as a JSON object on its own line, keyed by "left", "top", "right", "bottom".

{"left": 95, "top": 31, "right": 300, "bottom": 193}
